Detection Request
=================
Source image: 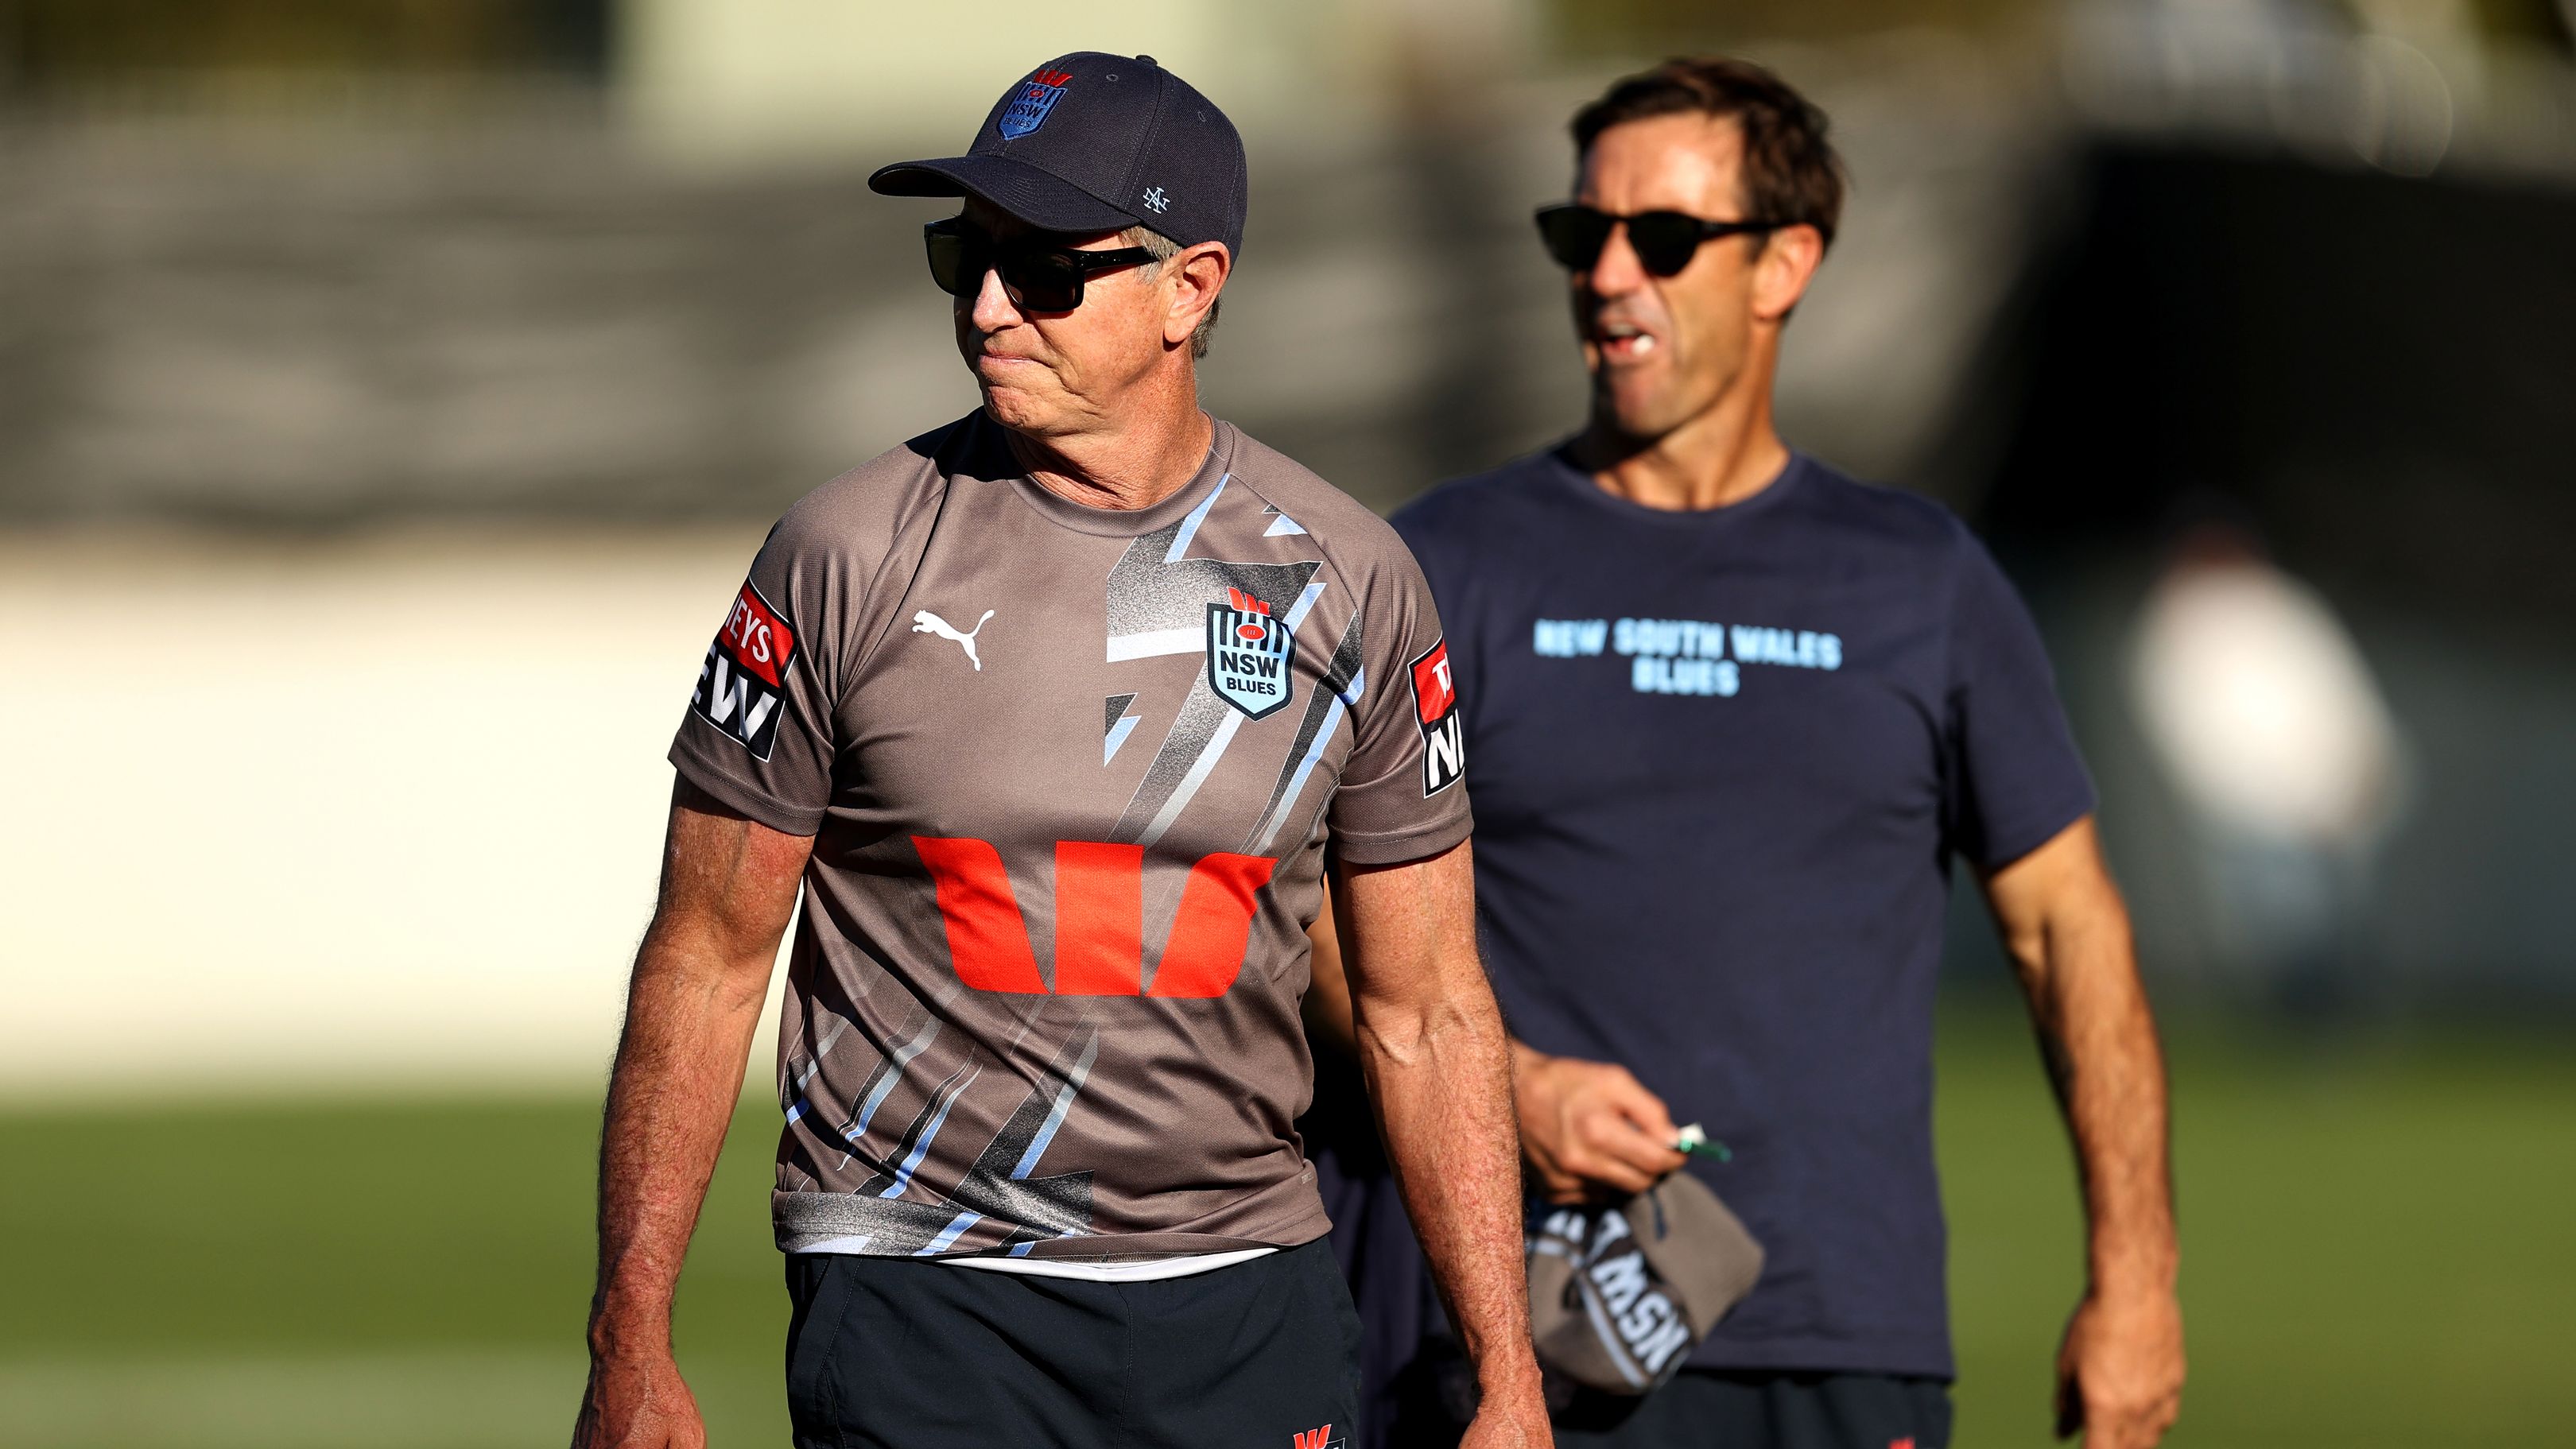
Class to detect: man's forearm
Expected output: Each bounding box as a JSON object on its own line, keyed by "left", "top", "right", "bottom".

{"left": 587, "top": 920, "right": 774, "bottom": 1358}
{"left": 1357, "top": 989, "right": 1536, "bottom": 1393}
{"left": 1989, "top": 823, "right": 2185, "bottom": 1446}
{"left": 1332, "top": 843, "right": 1545, "bottom": 1433}
{"left": 2028, "top": 901, "right": 2177, "bottom": 1299}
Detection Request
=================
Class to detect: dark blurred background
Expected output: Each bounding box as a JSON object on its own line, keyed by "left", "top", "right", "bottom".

{"left": 3, "top": 2, "right": 2571, "bottom": 1446}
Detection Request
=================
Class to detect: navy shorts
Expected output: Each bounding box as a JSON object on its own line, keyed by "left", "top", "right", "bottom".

{"left": 783, "top": 1238, "right": 1362, "bottom": 1449}
{"left": 1547, "top": 1370, "right": 1955, "bottom": 1449}
{"left": 1375, "top": 1344, "right": 1953, "bottom": 1449}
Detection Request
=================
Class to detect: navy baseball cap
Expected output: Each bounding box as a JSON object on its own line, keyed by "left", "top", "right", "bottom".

{"left": 870, "top": 52, "right": 1247, "bottom": 258}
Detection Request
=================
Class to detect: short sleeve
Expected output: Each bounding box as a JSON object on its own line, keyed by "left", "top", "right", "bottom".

{"left": 667, "top": 519, "right": 848, "bottom": 837}
{"left": 1326, "top": 548, "right": 1475, "bottom": 865}
{"left": 1943, "top": 529, "right": 2097, "bottom": 870}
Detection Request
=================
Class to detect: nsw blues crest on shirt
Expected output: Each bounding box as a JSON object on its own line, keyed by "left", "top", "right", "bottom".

{"left": 999, "top": 68, "right": 1073, "bottom": 139}
{"left": 1207, "top": 586, "right": 1294, "bottom": 720}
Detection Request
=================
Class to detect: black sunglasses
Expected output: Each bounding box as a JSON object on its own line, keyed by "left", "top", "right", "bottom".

{"left": 924, "top": 218, "right": 1157, "bottom": 312}
{"left": 1534, "top": 203, "right": 1784, "bottom": 277}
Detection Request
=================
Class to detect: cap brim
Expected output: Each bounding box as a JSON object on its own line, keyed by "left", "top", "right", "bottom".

{"left": 867, "top": 155, "right": 1137, "bottom": 237}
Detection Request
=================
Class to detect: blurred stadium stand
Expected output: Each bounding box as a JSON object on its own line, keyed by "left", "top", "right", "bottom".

{"left": 0, "top": 2, "right": 2071, "bottom": 521}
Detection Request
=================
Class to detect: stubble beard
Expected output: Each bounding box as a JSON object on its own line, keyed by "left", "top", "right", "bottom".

{"left": 1593, "top": 368, "right": 1696, "bottom": 447}
{"left": 1591, "top": 339, "right": 1748, "bottom": 451}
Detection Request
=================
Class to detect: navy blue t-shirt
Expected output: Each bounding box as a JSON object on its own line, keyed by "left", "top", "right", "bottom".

{"left": 1391, "top": 447, "right": 2094, "bottom": 1379}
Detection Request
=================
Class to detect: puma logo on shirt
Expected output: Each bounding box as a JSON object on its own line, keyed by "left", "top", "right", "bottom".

{"left": 914, "top": 608, "right": 995, "bottom": 670}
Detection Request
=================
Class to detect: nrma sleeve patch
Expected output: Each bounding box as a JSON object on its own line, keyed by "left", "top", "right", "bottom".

{"left": 692, "top": 580, "right": 800, "bottom": 760}
{"left": 1410, "top": 638, "right": 1463, "bottom": 796}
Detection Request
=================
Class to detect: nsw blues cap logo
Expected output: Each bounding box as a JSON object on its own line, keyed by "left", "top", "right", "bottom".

{"left": 999, "top": 67, "right": 1073, "bottom": 139}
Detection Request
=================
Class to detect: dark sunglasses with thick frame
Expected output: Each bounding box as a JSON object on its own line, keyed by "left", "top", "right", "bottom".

{"left": 923, "top": 217, "right": 1157, "bottom": 312}
{"left": 1534, "top": 203, "right": 1786, "bottom": 277}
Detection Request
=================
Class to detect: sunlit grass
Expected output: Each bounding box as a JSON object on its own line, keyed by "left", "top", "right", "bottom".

{"left": 4, "top": 1006, "right": 2570, "bottom": 1447}
{"left": 1939, "top": 1008, "right": 2576, "bottom": 1447}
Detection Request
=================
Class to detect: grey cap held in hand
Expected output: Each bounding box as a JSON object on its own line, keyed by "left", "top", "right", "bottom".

{"left": 1525, "top": 1172, "right": 1766, "bottom": 1395}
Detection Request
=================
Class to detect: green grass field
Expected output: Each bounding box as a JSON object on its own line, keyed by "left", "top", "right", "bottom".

{"left": 4, "top": 1005, "right": 2571, "bottom": 1447}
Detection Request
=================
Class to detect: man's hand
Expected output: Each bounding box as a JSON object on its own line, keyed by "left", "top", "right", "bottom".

{"left": 2054, "top": 1287, "right": 2185, "bottom": 1447}
{"left": 1513, "top": 1043, "right": 1688, "bottom": 1203}
{"left": 572, "top": 1347, "right": 704, "bottom": 1449}
{"left": 1460, "top": 1373, "right": 1555, "bottom": 1449}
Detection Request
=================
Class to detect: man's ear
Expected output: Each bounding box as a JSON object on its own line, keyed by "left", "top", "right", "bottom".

{"left": 1750, "top": 223, "right": 1825, "bottom": 324}
{"left": 1166, "top": 242, "right": 1230, "bottom": 347}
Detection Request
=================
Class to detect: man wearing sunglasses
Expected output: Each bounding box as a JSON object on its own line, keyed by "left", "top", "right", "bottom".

{"left": 1313, "top": 56, "right": 2183, "bottom": 1449}
{"left": 571, "top": 51, "right": 1546, "bottom": 1449}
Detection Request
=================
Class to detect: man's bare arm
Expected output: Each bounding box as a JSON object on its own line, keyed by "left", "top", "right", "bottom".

{"left": 1984, "top": 816, "right": 2183, "bottom": 1449}
{"left": 572, "top": 780, "right": 813, "bottom": 1449}
{"left": 1333, "top": 841, "right": 1548, "bottom": 1447}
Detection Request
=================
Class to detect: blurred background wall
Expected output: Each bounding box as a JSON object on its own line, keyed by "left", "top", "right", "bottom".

{"left": 5, "top": 5, "right": 2575, "bottom": 1448}
{"left": 6, "top": 0, "right": 2570, "bottom": 1094}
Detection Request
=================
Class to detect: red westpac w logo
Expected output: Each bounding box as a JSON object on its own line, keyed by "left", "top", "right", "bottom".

{"left": 913, "top": 837, "right": 1277, "bottom": 998}
{"left": 1292, "top": 1427, "right": 1339, "bottom": 1449}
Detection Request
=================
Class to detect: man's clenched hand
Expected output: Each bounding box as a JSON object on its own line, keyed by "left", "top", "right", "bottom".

{"left": 572, "top": 1344, "right": 705, "bottom": 1449}
{"left": 1512, "top": 1043, "right": 1688, "bottom": 1202}
{"left": 2054, "top": 1286, "right": 2184, "bottom": 1449}
{"left": 1461, "top": 1374, "right": 1556, "bottom": 1449}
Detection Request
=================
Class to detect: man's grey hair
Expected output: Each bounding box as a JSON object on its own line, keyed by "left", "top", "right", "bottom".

{"left": 1120, "top": 225, "right": 1220, "bottom": 360}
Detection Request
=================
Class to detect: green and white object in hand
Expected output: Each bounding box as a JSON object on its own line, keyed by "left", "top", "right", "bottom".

{"left": 1674, "top": 1123, "right": 1732, "bottom": 1161}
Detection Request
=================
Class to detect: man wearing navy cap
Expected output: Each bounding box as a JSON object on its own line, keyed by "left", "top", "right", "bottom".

{"left": 568, "top": 53, "right": 1547, "bottom": 1449}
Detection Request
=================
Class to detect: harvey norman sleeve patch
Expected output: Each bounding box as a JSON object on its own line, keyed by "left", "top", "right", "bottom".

{"left": 1410, "top": 638, "right": 1464, "bottom": 796}
{"left": 692, "top": 580, "right": 800, "bottom": 761}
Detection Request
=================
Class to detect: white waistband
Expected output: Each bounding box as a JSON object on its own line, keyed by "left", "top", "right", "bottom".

{"left": 942, "top": 1246, "right": 1277, "bottom": 1280}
